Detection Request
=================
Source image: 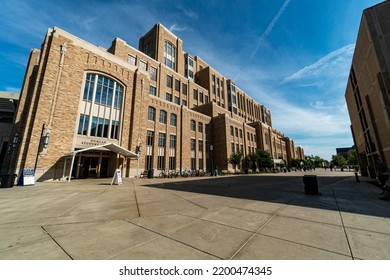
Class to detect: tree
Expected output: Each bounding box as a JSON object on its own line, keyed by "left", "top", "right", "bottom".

{"left": 256, "top": 149, "right": 273, "bottom": 170}
{"left": 246, "top": 152, "right": 259, "bottom": 172}
{"left": 338, "top": 155, "right": 347, "bottom": 166}
{"left": 228, "top": 152, "right": 243, "bottom": 172}
{"left": 347, "top": 149, "right": 359, "bottom": 166}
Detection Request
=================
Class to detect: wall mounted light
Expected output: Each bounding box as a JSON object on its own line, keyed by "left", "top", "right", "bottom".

{"left": 43, "top": 133, "right": 50, "bottom": 148}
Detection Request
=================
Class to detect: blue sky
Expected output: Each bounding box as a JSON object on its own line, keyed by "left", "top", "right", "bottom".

{"left": 0, "top": 0, "right": 383, "bottom": 161}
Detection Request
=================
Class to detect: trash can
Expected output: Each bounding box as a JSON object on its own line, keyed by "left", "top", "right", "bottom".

{"left": 147, "top": 169, "right": 154, "bottom": 179}
{"left": 303, "top": 175, "right": 320, "bottom": 195}
{"left": 1, "top": 174, "right": 15, "bottom": 188}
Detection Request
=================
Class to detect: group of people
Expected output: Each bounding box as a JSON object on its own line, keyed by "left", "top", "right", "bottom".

{"left": 376, "top": 159, "right": 390, "bottom": 200}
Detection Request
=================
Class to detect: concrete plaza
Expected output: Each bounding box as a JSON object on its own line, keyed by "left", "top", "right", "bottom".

{"left": 0, "top": 170, "right": 389, "bottom": 260}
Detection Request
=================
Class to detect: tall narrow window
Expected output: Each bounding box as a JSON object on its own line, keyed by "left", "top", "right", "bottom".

{"left": 164, "top": 41, "right": 176, "bottom": 70}
{"left": 170, "top": 113, "right": 177, "bottom": 126}
{"left": 83, "top": 74, "right": 95, "bottom": 101}
{"left": 149, "top": 86, "right": 156, "bottom": 96}
{"left": 159, "top": 110, "right": 167, "bottom": 124}
{"left": 148, "top": 107, "right": 156, "bottom": 121}
{"left": 190, "top": 120, "right": 196, "bottom": 131}
{"left": 150, "top": 66, "right": 157, "bottom": 81}
{"left": 166, "top": 75, "right": 173, "bottom": 88}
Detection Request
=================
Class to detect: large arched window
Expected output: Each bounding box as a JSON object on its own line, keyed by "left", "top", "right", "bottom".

{"left": 164, "top": 41, "right": 176, "bottom": 70}
{"left": 78, "top": 73, "right": 124, "bottom": 140}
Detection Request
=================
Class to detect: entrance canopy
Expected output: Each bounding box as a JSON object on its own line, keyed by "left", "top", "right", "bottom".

{"left": 273, "top": 159, "right": 285, "bottom": 165}
{"left": 69, "top": 143, "right": 138, "bottom": 158}
{"left": 64, "top": 143, "right": 138, "bottom": 182}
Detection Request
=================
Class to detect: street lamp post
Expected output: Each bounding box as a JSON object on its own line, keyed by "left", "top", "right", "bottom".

{"left": 210, "top": 145, "right": 214, "bottom": 176}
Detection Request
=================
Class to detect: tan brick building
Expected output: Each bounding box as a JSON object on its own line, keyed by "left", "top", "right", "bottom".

{"left": 345, "top": 1, "right": 390, "bottom": 177}
{"left": 2, "top": 23, "right": 304, "bottom": 182}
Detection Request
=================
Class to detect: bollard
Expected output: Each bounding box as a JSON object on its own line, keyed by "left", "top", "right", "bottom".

{"left": 354, "top": 172, "right": 360, "bottom": 182}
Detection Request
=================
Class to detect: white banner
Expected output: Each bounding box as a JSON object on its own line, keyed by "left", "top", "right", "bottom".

{"left": 0, "top": 260, "right": 387, "bottom": 280}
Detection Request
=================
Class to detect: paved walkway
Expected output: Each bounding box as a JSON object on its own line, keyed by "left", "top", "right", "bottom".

{"left": 0, "top": 170, "right": 389, "bottom": 260}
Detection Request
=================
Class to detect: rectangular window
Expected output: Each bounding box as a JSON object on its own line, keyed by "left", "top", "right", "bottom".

{"left": 103, "top": 119, "right": 109, "bottom": 138}
{"left": 148, "top": 107, "right": 156, "bottom": 121}
{"left": 114, "top": 84, "right": 123, "bottom": 109}
{"left": 166, "top": 92, "right": 172, "bottom": 102}
{"left": 97, "top": 118, "right": 104, "bottom": 137}
{"left": 231, "top": 143, "right": 235, "bottom": 153}
{"left": 205, "top": 96, "right": 209, "bottom": 104}
{"left": 198, "top": 122, "right": 203, "bottom": 133}
{"left": 175, "top": 79, "right": 180, "bottom": 91}
{"left": 78, "top": 114, "right": 89, "bottom": 135}
{"left": 235, "top": 128, "right": 238, "bottom": 137}
{"left": 182, "top": 83, "right": 187, "bottom": 95}
{"left": 140, "top": 60, "right": 147, "bottom": 71}
{"left": 149, "top": 85, "right": 156, "bottom": 96}
{"left": 145, "top": 155, "right": 153, "bottom": 170}
{"left": 199, "top": 92, "right": 204, "bottom": 103}
{"left": 83, "top": 73, "right": 95, "bottom": 102}
{"left": 191, "top": 139, "right": 196, "bottom": 151}
{"left": 158, "top": 132, "right": 166, "bottom": 148}
{"left": 174, "top": 96, "right": 180, "bottom": 105}
{"left": 199, "top": 158, "right": 203, "bottom": 170}
{"left": 170, "top": 113, "right": 177, "bottom": 126}
{"left": 190, "top": 120, "right": 196, "bottom": 131}
{"left": 128, "top": 54, "right": 136, "bottom": 65}
{"left": 111, "top": 120, "right": 119, "bottom": 139}
{"left": 146, "top": 130, "right": 154, "bottom": 146}
{"left": 182, "top": 99, "right": 187, "bottom": 106}
{"left": 159, "top": 110, "right": 167, "bottom": 124}
{"left": 198, "top": 140, "right": 203, "bottom": 154}
{"left": 193, "top": 89, "right": 198, "bottom": 100}
{"left": 230, "top": 126, "right": 234, "bottom": 136}
{"left": 191, "top": 158, "right": 196, "bottom": 170}
{"left": 169, "top": 157, "right": 176, "bottom": 170}
{"left": 169, "top": 135, "right": 176, "bottom": 149}
{"left": 157, "top": 156, "right": 165, "bottom": 170}
{"left": 166, "top": 75, "right": 173, "bottom": 88}
{"left": 90, "top": 116, "right": 98, "bottom": 136}
{"left": 150, "top": 67, "right": 157, "bottom": 81}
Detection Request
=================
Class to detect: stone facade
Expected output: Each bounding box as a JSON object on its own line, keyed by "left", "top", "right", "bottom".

{"left": 3, "top": 23, "right": 304, "bottom": 182}
{"left": 345, "top": 1, "right": 390, "bottom": 178}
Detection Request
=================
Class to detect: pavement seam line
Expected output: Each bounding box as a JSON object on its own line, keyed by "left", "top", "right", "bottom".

{"left": 41, "top": 188, "right": 110, "bottom": 226}
{"left": 107, "top": 219, "right": 222, "bottom": 260}
{"left": 167, "top": 191, "right": 208, "bottom": 210}
{"left": 256, "top": 233, "right": 353, "bottom": 259}
{"left": 229, "top": 202, "right": 290, "bottom": 260}
{"left": 41, "top": 226, "right": 74, "bottom": 260}
{"left": 331, "top": 185, "right": 355, "bottom": 260}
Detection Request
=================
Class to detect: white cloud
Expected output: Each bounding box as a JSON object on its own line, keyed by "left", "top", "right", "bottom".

{"left": 281, "top": 44, "right": 355, "bottom": 84}
{"left": 169, "top": 23, "right": 188, "bottom": 32}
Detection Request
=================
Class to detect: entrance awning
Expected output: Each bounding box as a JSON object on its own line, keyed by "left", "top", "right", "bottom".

{"left": 68, "top": 143, "right": 138, "bottom": 158}
{"left": 273, "top": 159, "right": 285, "bottom": 165}
{"left": 64, "top": 143, "right": 138, "bottom": 182}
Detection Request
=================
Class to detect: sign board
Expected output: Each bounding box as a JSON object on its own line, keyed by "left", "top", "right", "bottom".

{"left": 22, "top": 169, "right": 35, "bottom": 186}
{"left": 111, "top": 169, "right": 122, "bottom": 186}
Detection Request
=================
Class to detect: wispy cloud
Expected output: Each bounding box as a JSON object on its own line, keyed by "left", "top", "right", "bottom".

{"left": 169, "top": 23, "right": 188, "bottom": 32}
{"left": 281, "top": 44, "right": 355, "bottom": 84}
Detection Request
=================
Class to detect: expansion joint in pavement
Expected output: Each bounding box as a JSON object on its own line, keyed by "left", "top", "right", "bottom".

{"left": 228, "top": 200, "right": 292, "bottom": 260}
{"left": 331, "top": 185, "right": 355, "bottom": 260}
{"left": 41, "top": 226, "right": 74, "bottom": 260}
